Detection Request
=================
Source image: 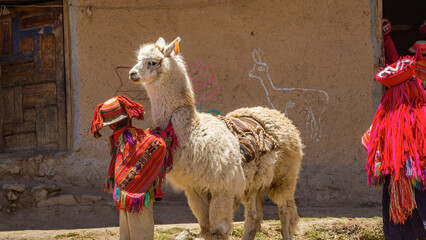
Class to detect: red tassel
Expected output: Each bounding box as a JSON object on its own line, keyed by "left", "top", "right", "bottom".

{"left": 389, "top": 174, "right": 416, "bottom": 224}
{"left": 117, "top": 95, "right": 144, "bottom": 120}
{"left": 366, "top": 77, "right": 426, "bottom": 185}
{"left": 365, "top": 77, "right": 426, "bottom": 224}
{"left": 155, "top": 177, "right": 164, "bottom": 201}
{"left": 125, "top": 193, "right": 132, "bottom": 212}
{"left": 89, "top": 103, "right": 104, "bottom": 138}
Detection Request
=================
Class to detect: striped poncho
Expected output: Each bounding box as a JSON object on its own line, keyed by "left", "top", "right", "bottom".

{"left": 105, "top": 124, "right": 176, "bottom": 213}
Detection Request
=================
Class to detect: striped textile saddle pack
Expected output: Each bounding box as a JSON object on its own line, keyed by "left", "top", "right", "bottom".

{"left": 217, "top": 116, "right": 277, "bottom": 162}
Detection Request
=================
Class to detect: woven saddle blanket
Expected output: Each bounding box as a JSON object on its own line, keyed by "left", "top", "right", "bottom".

{"left": 217, "top": 116, "right": 277, "bottom": 162}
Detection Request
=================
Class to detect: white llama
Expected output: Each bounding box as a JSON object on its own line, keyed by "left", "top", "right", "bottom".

{"left": 129, "top": 37, "right": 303, "bottom": 240}
{"left": 249, "top": 49, "right": 329, "bottom": 141}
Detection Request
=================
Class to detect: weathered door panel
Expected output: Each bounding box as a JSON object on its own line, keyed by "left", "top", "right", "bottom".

{"left": 0, "top": 1, "right": 66, "bottom": 154}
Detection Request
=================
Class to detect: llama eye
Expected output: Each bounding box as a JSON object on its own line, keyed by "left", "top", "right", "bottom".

{"left": 148, "top": 61, "right": 158, "bottom": 66}
{"left": 258, "top": 66, "right": 264, "bottom": 71}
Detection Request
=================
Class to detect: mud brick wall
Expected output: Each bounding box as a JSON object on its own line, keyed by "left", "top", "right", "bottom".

{"left": 0, "top": 0, "right": 384, "bottom": 216}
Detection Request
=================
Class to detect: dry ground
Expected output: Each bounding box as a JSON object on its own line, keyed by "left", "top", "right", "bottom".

{"left": 0, "top": 217, "right": 384, "bottom": 240}
{"left": 0, "top": 192, "right": 383, "bottom": 240}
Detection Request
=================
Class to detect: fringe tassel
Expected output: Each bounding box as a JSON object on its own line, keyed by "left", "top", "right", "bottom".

{"left": 366, "top": 77, "right": 426, "bottom": 187}
{"left": 174, "top": 41, "right": 180, "bottom": 56}
{"left": 155, "top": 177, "right": 164, "bottom": 200}
{"left": 117, "top": 95, "right": 144, "bottom": 120}
{"left": 389, "top": 174, "right": 417, "bottom": 224}
{"left": 89, "top": 103, "right": 104, "bottom": 138}
{"left": 104, "top": 177, "right": 114, "bottom": 193}
{"left": 111, "top": 185, "right": 155, "bottom": 213}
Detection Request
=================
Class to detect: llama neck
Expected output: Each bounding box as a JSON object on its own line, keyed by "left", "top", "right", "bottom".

{"left": 148, "top": 96, "right": 197, "bottom": 130}
{"left": 144, "top": 59, "right": 197, "bottom": 130}
{"left": 146, "top": 89, "right": 175, "bottom": 129}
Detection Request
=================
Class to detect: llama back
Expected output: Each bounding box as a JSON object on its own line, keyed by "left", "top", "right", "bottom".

{"left": 226, "top": 106, "right": 304, "bottom": 169}
{"left": 227, "top": 107, "right": 303, "bottom": 229}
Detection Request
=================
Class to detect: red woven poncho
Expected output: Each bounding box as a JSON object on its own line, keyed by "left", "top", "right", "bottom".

{"left": 105, "top": 123, "right": 177, "bottom": 213}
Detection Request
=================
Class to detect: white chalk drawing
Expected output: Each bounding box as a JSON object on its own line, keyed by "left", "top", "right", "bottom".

{"left": 248, "top": 48, "right": 329, "bottom": 141}
{"left": 187, "top": 62, "right": 221, "bottom": 115}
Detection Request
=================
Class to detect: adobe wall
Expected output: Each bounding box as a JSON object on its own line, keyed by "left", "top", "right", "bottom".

{"left": 1, "top": 0, "right": 384, "bottom": 219}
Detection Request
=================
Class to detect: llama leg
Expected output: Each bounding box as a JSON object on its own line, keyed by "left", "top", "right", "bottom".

{"left": 233, "top": 196, "right": 241, "bottom": 213}
{"left": 242, "top": 190, "right": 264, "bottom": 240}
{"left": 209, "top": 191, "right": 234, "bottom": 240}
{"left": 277, "top": 199, "right": 299, "bottom": 240}
{"left": 185, "top": 189, "right": 211, "bottom": 239}
{"left": 266, "top": 179, "right": 299, "bottom": 240}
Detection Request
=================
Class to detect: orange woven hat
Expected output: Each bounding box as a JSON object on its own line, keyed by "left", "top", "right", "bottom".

{"left": 375, "top": 56, "right": 416, "bottom": 87}
{"left": 100, "top": 97, "right": 128, "bottom": 127}
{"left": 89, "top": 95, "right": 144, "bottom": 138}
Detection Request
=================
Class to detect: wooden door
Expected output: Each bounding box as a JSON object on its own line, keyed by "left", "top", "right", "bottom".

{"left": 0, "top": 1, "right": 66, "bottom": 154}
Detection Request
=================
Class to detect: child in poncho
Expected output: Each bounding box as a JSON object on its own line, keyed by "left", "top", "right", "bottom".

{"left": 362, "top": 50, "right": 426, "bottom": 239}
{"left": 89, "top": 95, "right": 176, "bottom": 240}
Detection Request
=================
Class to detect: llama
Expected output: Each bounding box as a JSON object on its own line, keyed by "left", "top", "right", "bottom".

{"left": 129, "top": 37, "right": 303, "bottom": 240}
{"left": 249, "top": 48, "right": 329, "bottom": 141}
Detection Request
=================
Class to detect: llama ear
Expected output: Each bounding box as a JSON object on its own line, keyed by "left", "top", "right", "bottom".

{"left": 155, "top": 37, "right": 166, "bottom": 48}
{"left": 163, "top": 37, "right": 181, "bottom": 57}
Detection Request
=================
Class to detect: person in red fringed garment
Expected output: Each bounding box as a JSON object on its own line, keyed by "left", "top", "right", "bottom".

{"left": 383, "top": 18, "right": 399, "bottom": 66}
{"left": 362, "top": 55, "right": 426, "bottom": 239}
{"left": 89, "top": 95, "right": 177, "bottom": 240}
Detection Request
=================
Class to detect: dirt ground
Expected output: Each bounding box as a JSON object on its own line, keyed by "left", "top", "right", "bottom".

{"left": 0, "top": 218, "right": 384, "bottom": 240}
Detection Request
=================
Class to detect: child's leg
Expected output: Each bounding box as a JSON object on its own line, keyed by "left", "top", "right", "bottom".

{"left": 119, "top": 203, "right": 154, "bottom": 240}
{"left": 129, "top": 202, "right": 154, "bottom": 239}
{"left": 119, "top": 210, "right": 131, "bottom": 240}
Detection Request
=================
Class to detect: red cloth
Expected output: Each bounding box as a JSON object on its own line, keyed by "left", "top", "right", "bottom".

{"left": 105, "top": 126, "right": 167, "bottom": 213}
{"left": 364, "top": 76, "right": 426, "bottom": 224}
{"left": 384, "top": 35, "right": 399, "bottom": 65}
{"left": 105, "top": 123, "right": 178, "bottom": 213}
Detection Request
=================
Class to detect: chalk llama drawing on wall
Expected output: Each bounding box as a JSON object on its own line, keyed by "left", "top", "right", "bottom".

{"left": 249, "top": 48, "right": 329, "bottom": 141}
{"left": 187, "top": 61, "right": 221, "bottom": 115}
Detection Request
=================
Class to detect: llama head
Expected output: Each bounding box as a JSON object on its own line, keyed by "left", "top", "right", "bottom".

{"left": 129, "top": 37, "right": 196, "bottom": 109}
{"left": 248, "top": 48, "right": 269, "bottom": 80}
{"left": 129, "top": 37, "right": 181, "bottom": 85}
